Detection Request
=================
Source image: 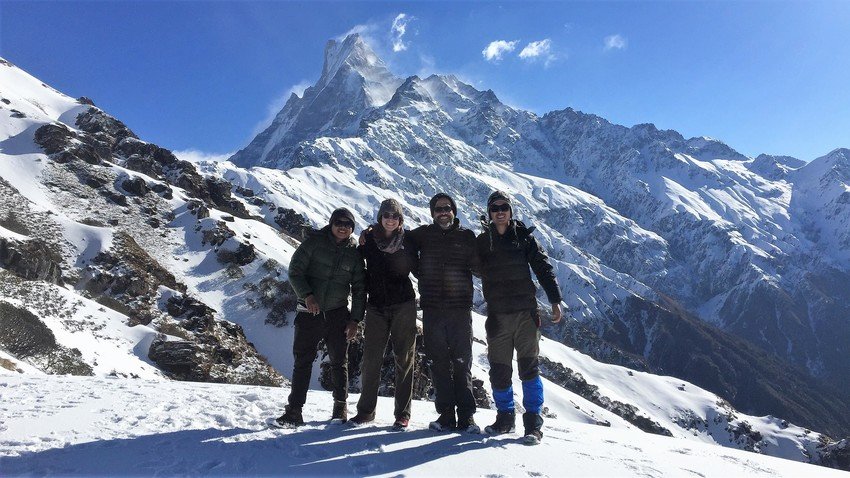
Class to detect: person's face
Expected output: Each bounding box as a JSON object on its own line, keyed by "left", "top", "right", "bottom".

{"left": 332, "top": 217, "right": 354, "bottom": 242}
{"left": 432, "top": 198, "right": 454, "bottom": 229}
{"left": 489, "top": 200, "right": 511, "bottom": 228}
{"left": 381, "top": 211, "right": 401, "bottom": 235}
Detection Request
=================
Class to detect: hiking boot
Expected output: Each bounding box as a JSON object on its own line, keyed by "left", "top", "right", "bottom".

{"left": 428, "top": 411, "right": 457, "bottom": 431}
{"left": 331, "top": 400, "right": 348, "bottom": 422}
{"left": 457, "top": 415, "right": 480, "bottom": 434}
{"left": 274, "top": 405, "right": 304, "bottom": 428}
{"left": 391, "top": 417, "right": 409, "bottom": 431}
{"left": 485, "top": 410, "right": 516, "bottom": 435}
{"left": 522, "top": 412, "right": 543, "bottom": 445}
{"left": 349, "top": 411, "right": 376, "bottom": 426}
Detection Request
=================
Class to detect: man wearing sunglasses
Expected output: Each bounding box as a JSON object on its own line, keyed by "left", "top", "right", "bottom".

{"left": 275, "top": 207, "right": 366, "bottom": 427}
{"left": 408, "top": 192, "right": 481, "bottom": 433}
{"left": 476, "top": 190, "right": 562, "bottom": 445}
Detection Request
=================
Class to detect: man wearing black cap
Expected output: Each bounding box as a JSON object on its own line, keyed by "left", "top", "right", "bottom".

{"left": 476, "top": 190, "right": 562, "bottom": 445}
{"left": 275, "top": 207, "right": 366, "bottom": 427}
{"left": 408, "top": 193, "right": 481, "bottom": 433}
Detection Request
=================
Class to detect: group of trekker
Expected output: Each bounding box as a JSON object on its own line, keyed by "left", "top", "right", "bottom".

{"left": 274, "top": 190, "right": 563, "bottom": 444}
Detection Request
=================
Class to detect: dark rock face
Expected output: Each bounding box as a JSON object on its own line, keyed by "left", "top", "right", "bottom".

{"left": 275, "top": 207, "right": 313, "bottom": 240}
{"left": 201, "top": 221, "right": 236, "bottom": 247}
{"left": 80, "top": 232, "right": 182, "bottom": 325}
{"left": 0, "top": 301, "right": 93, "bottom": 375}
{"left": 0, "top": 237, "right": 63, "bottom": 285}
{"left": 150, "top": 294, "right": 285, "bottom": 386}
{"left": 120, "top": 176, "right": 149, "bottom": 196}
{"left": 33, "top": 123, "right": 75, "bottom": 155}
{"left": 820, "top": 439, "right": 850, "bottom": 471}
{"left": 217, "top": 243, "right": 256, "bottom": 266}
{"left": 187, "top": 200, "right": 210, "bottom": 219}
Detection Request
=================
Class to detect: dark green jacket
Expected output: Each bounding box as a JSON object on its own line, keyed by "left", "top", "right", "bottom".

{"left": 288, "top": 226, "right": 366, "bottom": 322}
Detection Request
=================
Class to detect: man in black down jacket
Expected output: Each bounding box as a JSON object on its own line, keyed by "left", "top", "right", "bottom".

{"left": 476, "top": 190, "right": 562, "bottom": 444}
{"left": 408, "top": 192, "right": 481, "bottom": 433}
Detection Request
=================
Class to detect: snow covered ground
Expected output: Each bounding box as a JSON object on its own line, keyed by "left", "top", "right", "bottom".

{"left": 1, "top": 375, "right": 846, "bottom": 478}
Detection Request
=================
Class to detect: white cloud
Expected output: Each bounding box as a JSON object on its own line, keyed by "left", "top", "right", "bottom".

{"left": 604, "top": 34, "right": 627, "bottom": 51}
{"left": 519, "top": 39, "right": 551, "bottom": 59}
{"left": 482, "top": 40, "right": 519, "bottom": 62}
{"left": 172, "top": 149, "right": 235, "bottom": 163}
{"left": 391, "top": 13, "right": 413, "bottom": 52}
{"left": 248, "top": 80, "right": 311, "bottom": 138}
{"left": 519, "top": 39, "right": 556, "bottom": 67}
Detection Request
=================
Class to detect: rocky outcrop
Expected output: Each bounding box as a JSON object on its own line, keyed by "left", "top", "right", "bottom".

{"left": 0, "top": 301, "right": 93, "bottom": 375}
{"left": 149, "top": 294, "right": 285, "bottom": 387}
{"left": 80, "top": 232, "right": 182, "bottom": 324}
{"left": 274, "top": 207, "right": 313, "bottom": 240}
{"left": 0, "top": 237, "right": 63, "bottom": 285}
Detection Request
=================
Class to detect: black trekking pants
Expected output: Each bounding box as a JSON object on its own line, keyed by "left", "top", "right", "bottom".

{"left": 422, "top": 307, "right": 476, "bottom": 420}
{"left": 287, "top": 307, "right": 349, "bottom": 409}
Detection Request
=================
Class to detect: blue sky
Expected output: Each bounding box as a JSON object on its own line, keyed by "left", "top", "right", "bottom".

{"left": 2, "top": 1, "right": 848, "bottom": 161}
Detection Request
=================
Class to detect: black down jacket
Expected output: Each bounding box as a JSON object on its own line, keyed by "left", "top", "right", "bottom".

{"left": 476, "top": 220, "right": 562, "bottom": 314}
{"left": 359, "top": 229, "right": 417, "bottom": 308}
{"left": 409, "top": 219, "right": 479, "bottom": 310}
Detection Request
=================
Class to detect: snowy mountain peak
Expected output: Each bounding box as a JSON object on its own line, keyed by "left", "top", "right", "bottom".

{"left": 318, "top": 33, "right": 400, "bottom": 106}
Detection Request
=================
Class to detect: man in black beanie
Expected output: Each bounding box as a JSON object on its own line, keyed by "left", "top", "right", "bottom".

{"left": 476, "top": 190, "right": 562, "bottom": 445}
{"left": 408, "top": 192, "right": 481, "bottom": 433}
{"left": 275, "top": 207, "right": 366, "bottom": 427}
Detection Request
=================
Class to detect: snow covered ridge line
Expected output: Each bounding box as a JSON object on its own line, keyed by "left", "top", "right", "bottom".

{"left": 1, "top": 376, "right": 848, "bottom": 478}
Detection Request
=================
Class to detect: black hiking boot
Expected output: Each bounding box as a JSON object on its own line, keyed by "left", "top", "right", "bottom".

{"left": 456, "top": 415, "right": 481, "bottom": 434}
{"left": 331, "top": 400, "right": 348, "bottom": 422}
{"left": 522, "top": 412, "right": 543, "bottom": 445}
{"left": 428, "top": 411, "right": 457, "bottom": 432}
{"left": 273, "top": 405, "right": 304, "bottom": 428}
{"left": 348, "top": 411, "right": 376, "bottom": 427}
{"left": 485, "top": 410, "right": 516, "bottom": 435}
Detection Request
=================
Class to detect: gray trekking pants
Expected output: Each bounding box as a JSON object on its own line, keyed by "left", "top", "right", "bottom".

{"left": 356, "top": 300, "right": 417, "bottom": 419}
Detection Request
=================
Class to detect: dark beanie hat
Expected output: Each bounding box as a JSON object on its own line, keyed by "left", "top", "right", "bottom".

{"left": 487, "top": 190, "right": 512, "bottom": 212}
{"left": 377, "top": 198, "right": 404, "bottom": 226}
{"left": 329, "top": 207, "right": 356, "bottom": 226}
{"left": 429, "top": 192, "right": 457, "bottom": 216}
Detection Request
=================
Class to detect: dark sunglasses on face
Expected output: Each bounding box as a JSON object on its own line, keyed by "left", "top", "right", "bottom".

{"left": 333, "top": 220, "right": 354, "bottom": 229}
{"left": 489, "top": 204, "right": 511, "bottom": 213}
{"left": 381, "top": 212, "right": 401, "bottom": 220}
{"left": 433, "top": 206, "right": 453, "bottom": 213}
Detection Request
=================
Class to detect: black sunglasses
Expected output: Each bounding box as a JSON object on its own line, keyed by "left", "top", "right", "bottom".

{"left": 433, "top": 205, "right": 453, "bottom": 213}
{"left": 489, "top": 204, "right": 511, "bottom": 213}
{"left": 333, "top": 219, "right": 354, "bottom": 229}
{"left": 381, "top": 212, "right": 401, "bottom": 220}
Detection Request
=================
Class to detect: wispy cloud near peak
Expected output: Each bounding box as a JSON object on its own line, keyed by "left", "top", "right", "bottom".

{"left": 482, "top": 40, "right": 519, "bottom": 62}
{"left": 391, "top": 13, "right": 413, "bottom": 52}
{"left": 519, "top": 39, "right": 556, "bottom": 66}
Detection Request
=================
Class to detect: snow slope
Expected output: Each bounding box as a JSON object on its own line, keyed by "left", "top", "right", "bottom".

{"left": 1, "top": 375, "right": 847, "bottom": 478}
